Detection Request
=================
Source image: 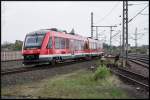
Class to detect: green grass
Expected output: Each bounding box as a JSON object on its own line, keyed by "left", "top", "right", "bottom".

{"left": 2, "top": 69, "right": 131, "bottom": 99}
{"left": 93, "top": 64, "right": 110, "bottom": 81}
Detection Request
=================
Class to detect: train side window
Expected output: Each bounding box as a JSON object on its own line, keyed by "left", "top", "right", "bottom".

{"left": 55, "top": 37, "right": 60, "bottom": 49}
{"left": 89, "top": 42, "right": 91, "bottom": 49}
{"left": 78, "top": 40, "right": 80, "bottom": 50}
{"left": 47, "top": 37, "right": 52, "bottom": 48}
{"left": 60, "top": 38, "right": 65, "bottom": 49}
{"left": 84, "top": 41, "right": 89, "bottom": 50}
{"left": 91, "top": 42, "right": 93, "bottom": 49}
{"left": 79, "top": 40, "right": 82, "bottom": 50}
{"left": 81, "top": 41, "right": 84, "bottom": 50}
{"left": 95, "top": 43, "right": 97, "bottom": 49}
{"left": 75, "top": 40, "right": 78, "bottom": 50}
{"left": 77, "top": 40, "right": 79, "bottom": 50}
{"left": 66, "top": 38, "right": 69, "bottom": 49}
{"left": 94, "top": 42, "right": 96, "bottom": 49}
{"left": 74, "top": 40, "right": 77, "bottom": 50}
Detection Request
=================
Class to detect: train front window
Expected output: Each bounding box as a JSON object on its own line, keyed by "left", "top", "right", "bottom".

{"left": 24, "top": 34, "right": 45, "bottom": 48}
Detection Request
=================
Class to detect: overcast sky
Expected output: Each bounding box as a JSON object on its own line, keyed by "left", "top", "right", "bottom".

{"left": 1, "top": 1, "right": 149, "bottom": 46}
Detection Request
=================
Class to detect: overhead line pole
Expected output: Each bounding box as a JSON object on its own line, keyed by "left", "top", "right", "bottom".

{"left": 91, "top": 12, "right": 117, "bottom": 54}
{"left": 96, "top": 27, "right": 98, "bottom": 40}
{"left": 126, "top": 0, "right": 128, "bottom": 66}
{"left": 91, "top": 12, "right": 93, "bottom": 38}
{"left": 93, "top": 25, "right": 117, "bottom": 54}
{"left": 122, "top": 0, "right": 128, "bottom": 67}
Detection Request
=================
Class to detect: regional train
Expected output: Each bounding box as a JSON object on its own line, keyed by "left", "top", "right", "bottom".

{"left": 22, "top": 28, "right": 104, "bottom": 65}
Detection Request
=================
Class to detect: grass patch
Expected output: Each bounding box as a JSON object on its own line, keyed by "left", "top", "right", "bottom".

{"left": 93, "top": 64, "right": 110, "bottom": 81}
{"left": 2, "top": 69, "right": 131, "bottom": 99}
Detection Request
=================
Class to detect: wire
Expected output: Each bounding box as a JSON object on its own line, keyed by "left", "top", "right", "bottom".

{"left": 112, "top": 31, "right": 121, "bottom": 38}
{"left": 128, "top": 3, "right": 148, "bottom": 6}
{"left": 128, "top": 5, "right": 149, "bottom": 23}
{"left": 95, "top": 2, "right": 120, "bottom": 24}
{"left": 140, "top": 13, "right": 148, "bottom": 15}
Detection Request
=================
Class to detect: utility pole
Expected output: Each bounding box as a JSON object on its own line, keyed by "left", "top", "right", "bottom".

{"left": 90, "top": 12, "right": 117, "bottom": 54}
{"left": 96, "top": 27, "right": 98, "bottom": 40}
{"left": 120, "top": 32, "right": 122, "bottom": 54}
{"left": 91, "top": 12, "right": 93, "bottom": 38}
{"left": 93, "top": 25, "right": 117, "bottom": 54}
{"left": 122, "top": 0, "right": 128, "bottom": 67}
{"left": 110, "top": 27, "right": 115, "bottom": 54}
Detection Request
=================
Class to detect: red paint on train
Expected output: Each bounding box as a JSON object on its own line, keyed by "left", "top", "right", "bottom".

{"left": 22, "top": 28, "right": 104, "bottom": 65}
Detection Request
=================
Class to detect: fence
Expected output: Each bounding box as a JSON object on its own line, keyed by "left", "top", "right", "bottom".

{"left": 1, "top": 51, "right": 23, "bottom": 61}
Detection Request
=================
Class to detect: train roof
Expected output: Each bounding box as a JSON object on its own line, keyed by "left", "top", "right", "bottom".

{"left": 27, "top": 30, "right": 49, "bottom": 35}
{"left": 26, "top": 28, "right": 102, "bottom": 43}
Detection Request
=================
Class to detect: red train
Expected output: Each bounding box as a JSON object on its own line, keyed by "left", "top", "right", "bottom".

{"left": 22, "top": 28, "right": 104, "bottom": 65}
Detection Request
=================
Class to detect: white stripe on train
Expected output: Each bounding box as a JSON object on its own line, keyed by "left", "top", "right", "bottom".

{"left": 39, "top": 52, "right": 104, "bottom": 58}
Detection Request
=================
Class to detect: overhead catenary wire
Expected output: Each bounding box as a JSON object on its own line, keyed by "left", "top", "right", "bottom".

{"left": 128, "top": 3, "right": 148, "bottom": 6}
{"left": 95, "top": 2, "right": 120, "bottom": 24}
{"left": 128, "top": 4, "right": 149, "bottom": 23}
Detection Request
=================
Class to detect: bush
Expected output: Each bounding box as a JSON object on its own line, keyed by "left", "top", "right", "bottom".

{"left": 93, "top": 65, "right": 110, "bottom": 81}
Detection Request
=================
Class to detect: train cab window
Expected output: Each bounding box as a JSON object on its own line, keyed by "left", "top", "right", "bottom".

{"left": 47, "top": 37, "right": 52, "bottom": 48}
{"left": 24, "top": 34, "right": 45, "bottom": 49}
{"left": 55, "top": 37, "right": 60, "bottom": 49}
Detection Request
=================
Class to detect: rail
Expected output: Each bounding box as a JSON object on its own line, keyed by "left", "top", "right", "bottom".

{"left": 107, "top": 64, "right": 149, "bottom": 91}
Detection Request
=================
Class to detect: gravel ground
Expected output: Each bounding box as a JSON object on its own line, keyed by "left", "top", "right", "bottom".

{"left": 117, "top": 84, "right": 149, "bottom": 99}
{"left": 1, "top": 59, "right": 99, "bottom": 87}
{"left": 128, "top": 61, "right": 149, "bottom": 78}
{"left": 1, "top": 60, "right": 23, "bottom": 70}
{"left": 1, "top": 58, "right": 149, "bottom": 99}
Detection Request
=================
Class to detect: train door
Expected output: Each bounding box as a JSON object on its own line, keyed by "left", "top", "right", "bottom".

{"left": 47, "top": 36, "right": 53, "bottom": 55}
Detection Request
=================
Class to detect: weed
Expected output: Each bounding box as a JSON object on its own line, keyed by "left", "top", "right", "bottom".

{"left": 93, "top": 64, "right": 110, "bottom": 81}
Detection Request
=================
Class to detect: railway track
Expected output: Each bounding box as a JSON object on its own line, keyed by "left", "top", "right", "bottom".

{"left": 127, "top": 54, "right": 149, "bottom": 69}
{"left": 107, "top": 64, "right": 149, "bottom": 91}
{"left": 128, "top": 54, "right": 149, "bottom": 65}
{"left": 1, "top": 57, "right": 99, "bottom": 76}
{"left": 128, "top": 59, "right": 149, "bottom": 69}
{"left": 128, "top": 57, "right": 149, "bottom": 65}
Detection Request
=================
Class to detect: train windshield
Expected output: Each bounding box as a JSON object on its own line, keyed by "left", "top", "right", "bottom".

{"left": 24, "top": 34, "right": 45, "bottom": 48}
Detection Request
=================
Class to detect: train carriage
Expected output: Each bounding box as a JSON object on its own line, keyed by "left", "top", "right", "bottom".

{"left": 22, "top": 28, "right": 104, "bottom": 65}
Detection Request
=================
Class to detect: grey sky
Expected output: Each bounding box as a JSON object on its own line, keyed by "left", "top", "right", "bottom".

{"left": 1, "top": 1, "right": 149, "bottom": 46}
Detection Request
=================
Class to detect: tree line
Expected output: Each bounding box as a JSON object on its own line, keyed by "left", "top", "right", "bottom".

{"left": 1, "top": 40, "right": 23, "bottom": 51}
